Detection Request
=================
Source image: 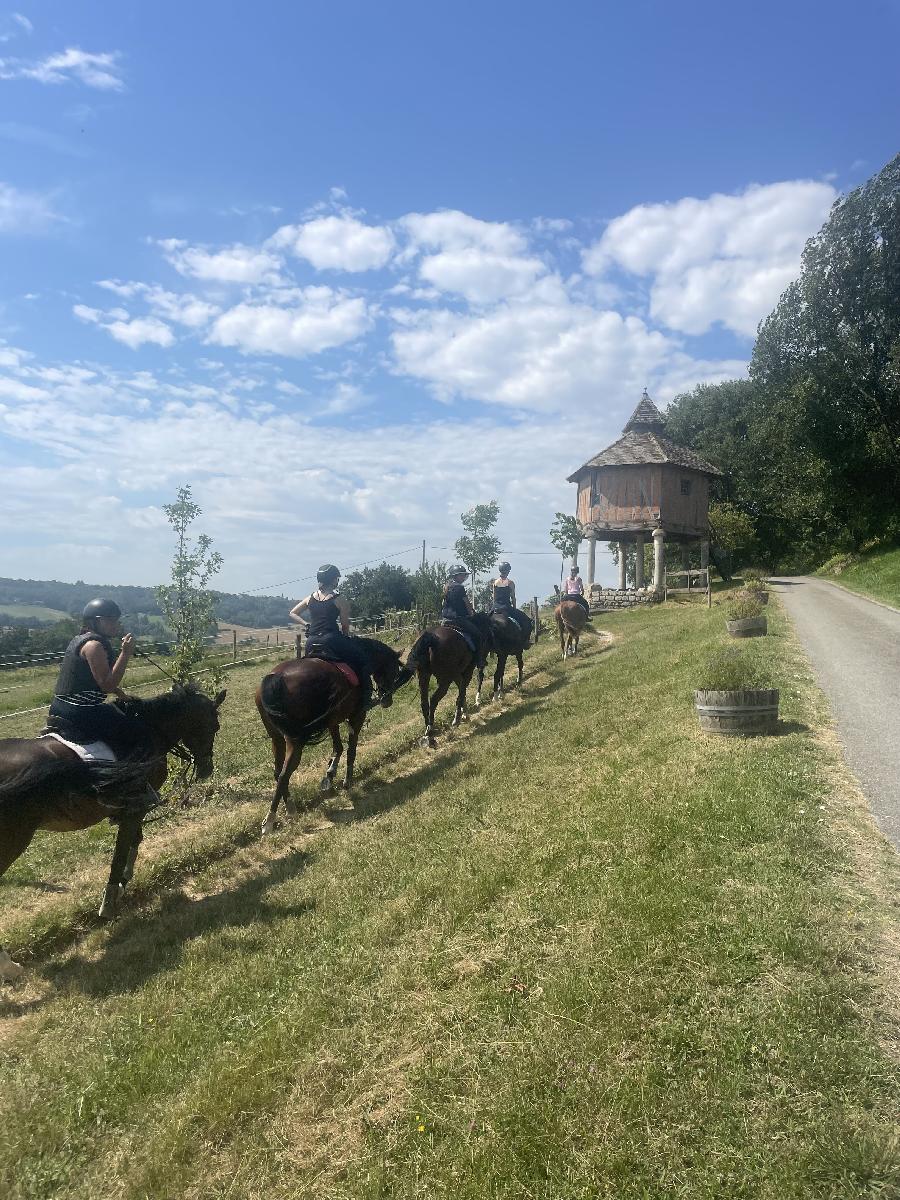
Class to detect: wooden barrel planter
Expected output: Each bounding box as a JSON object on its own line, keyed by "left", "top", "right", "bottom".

{"left": 726, "top": 615, "right": 767, "bottom": 638}
{"left": 695, "top": 689, "right": 780, "bottom": 736}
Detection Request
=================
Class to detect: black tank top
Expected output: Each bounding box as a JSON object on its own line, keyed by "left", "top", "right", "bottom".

{"left": 493, "top": 582, "right": 512, "bottom": 608}
{"left": 53, "top": 633, "right": 114, "bottom": 705}
{"left": 306, "top": 594, "right": 340, "bottom": 639}
{"left": 442, "top": 582, "right": 469, "bottom": 621}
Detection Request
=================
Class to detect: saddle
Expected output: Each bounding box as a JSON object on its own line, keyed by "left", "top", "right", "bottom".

{"left": 38, "top": 730, "right": 116, "bottom": 763}
{"left": 305, "top": 649, "right": 360, "bottom": 689}
{"left": 439, "top": 619, "right": 477, "bottom": 655}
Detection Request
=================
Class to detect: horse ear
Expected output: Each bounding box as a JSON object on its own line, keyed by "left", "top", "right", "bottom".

{"left": 171, "top": 682, "right": 185, "bottom": 695}
{"left": 214, "top": 689, "right": 227, "bottom": 708}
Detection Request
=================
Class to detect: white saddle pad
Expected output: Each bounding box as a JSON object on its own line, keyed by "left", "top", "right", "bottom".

{"left": 39, "top": 732, "right": 116, "bottom": 762}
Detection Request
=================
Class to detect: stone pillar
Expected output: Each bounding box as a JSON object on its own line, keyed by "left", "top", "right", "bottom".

{"left": 652, "top": 527, "right": 665, "bottom": 592}
{"left": 700, "top": 539, "right": 710, "bottom": 569}
{"left": 586, "top": 535, "right": 596, "bottom": 587}
{"left": 635, "top": 533, "right": 645, "bottom": 589}
{"left": 617, "top": 542, "right": 627, "bottom": 591}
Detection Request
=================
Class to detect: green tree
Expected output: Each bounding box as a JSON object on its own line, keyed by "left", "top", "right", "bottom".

{"left": 549, "top": 512, "right": 583, "bottom": 566}
{"left": 455, "top": 501, "right": 501, "bottom": 603}
{"left": 155, "top": 485, "right": 223, "bottom": 684}
{"left": 342, "top": 563, "right": 415, "bottom": 621}
{"left": 411, "top": 559, "right": 448, "bottom": 621}
{"left": 708, "top": 502, "right": 757, "bottom": 567}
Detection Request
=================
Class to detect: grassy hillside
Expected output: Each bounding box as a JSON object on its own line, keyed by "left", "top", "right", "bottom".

{"left": 1, "top": 600, "right": 898, "bottom": 1198}
{"left": 816, "top": 544, "right": 900, "bottom": 608}
{"left": 0, "top": 603, "right": 72, "bottom": 623}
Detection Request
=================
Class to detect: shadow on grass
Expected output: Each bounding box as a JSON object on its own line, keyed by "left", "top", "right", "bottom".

{"left": 43, "top": 845, "right": 317, "bottom": 999}
{"left": 777, "top": 720, "right": 811, "bottom": 735}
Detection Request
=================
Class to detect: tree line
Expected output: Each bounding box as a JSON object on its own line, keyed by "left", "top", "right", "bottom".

{"left": 665, "top": 152, "right": 900, "bottom": 571}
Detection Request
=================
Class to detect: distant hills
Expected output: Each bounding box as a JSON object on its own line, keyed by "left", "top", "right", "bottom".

{"left": 0, "top": 577, "right": 292, "bottom": 630}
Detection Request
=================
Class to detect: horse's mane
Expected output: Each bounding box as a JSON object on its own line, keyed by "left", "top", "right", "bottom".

{"left": 354, "top": 636, "right": 400, "bottom": 662}
{"left": 125, "top": 682, "right": 206, "bottom": 723}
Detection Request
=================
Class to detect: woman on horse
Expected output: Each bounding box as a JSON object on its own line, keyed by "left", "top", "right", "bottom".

{"left": 562, "top": 566, "right": 591, "bottom": 617}
{"left": 490, "top": 562, "right": 533, "bottom": 642}
{"left": 441, "top": 566, "right": 489, "bottom": 668}
{"left": 48, "top": 598, "right": 154, "bottom": 756}
{"left": 289, "top": 565, "right": 375, "bottom": 709}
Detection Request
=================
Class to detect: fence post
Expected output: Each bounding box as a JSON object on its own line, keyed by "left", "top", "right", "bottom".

{"left": 532, "top": 596, "right": 540, "bottom": 641}
{"left": 295, "top": 632, "right": 303, "bottom": 659}
{"left": 232, "top": 629, "right": 237, "bottom": 662}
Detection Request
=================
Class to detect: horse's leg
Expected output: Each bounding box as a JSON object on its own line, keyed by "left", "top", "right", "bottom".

{"left": 474, "top": 661, "right": 484, "bottom": 708}
{"left": 454, "top": 662, "right": 476, "bottom": 726}
{"left": 0, "top": 805, "right": 41, "bottom": 981}
{"left": 262, "top": 740, "right": 303, "bottom": 835}
{"left": 120, "top": 823, "right": 144, "bottom": 889}
{"left": 256, "top": 699, "right": 287, "bottom": 783}
{"left": 494, "top": 651, "right": 506, "bottom": 700}
{"left": 343, "top": 710, "right": 365, "bottom": 791}
{"left": 515, "top": 650, "right": 524, "bottom": 688}
{"left": 557, "top": 615, "right": 566, "bottom": 659}
{"left": 98, "top": 813, "right": 143, "bottom": 920}
{"left": 425, "top": 680, "right": 450, "bottom": 745}
{"left": 320, "top": 724, "right": 344, "bottom": 794}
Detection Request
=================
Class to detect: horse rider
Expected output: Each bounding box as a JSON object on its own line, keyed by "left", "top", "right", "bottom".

{"left": 48, "top": 598, "right": 155, "bottom": 758}
{"left": 290, "top": 565, "right": 376, "bottom": 709}
{"left": 490, "top": 562, "right": 534, "bottom": 643}
{"left": 562, "top": 565, "right": 592, "bottom": 619}
{"left": 441, "top": 565, "right": 490, "bottom": 668}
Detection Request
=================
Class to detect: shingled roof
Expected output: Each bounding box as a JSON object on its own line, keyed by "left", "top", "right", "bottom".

{"left": 566, "top": 390, "right": 722, "bottom": 481}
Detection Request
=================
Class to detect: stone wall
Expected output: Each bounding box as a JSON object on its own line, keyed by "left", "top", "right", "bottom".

{"left": 589, "top": 587, "right": 663, "bottom": 611}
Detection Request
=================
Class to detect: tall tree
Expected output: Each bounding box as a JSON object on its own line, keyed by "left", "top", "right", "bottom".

{"left": 455, "top": 501, "right": 501, "bottom": 603}
{"left": 341, "top": 562, "right": 414, "bottom": 621}
{"left": 549, "top": 512, "right": 583, "bottom": 567}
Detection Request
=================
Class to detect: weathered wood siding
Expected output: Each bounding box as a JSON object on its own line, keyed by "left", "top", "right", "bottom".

{"left": 578, "top": 465, "right": 710, "bottom": 535}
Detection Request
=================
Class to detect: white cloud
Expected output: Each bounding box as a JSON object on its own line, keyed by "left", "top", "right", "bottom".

{"left": 0, "top": 13, "right": 33, "bottom": 42}
{"left": 97, "top": 280, "right": 219, "bottom": 328}
{"left": 208, "top": 288, "right": 370, "bottom": 357}
{"left": 271, "top": 214, "right": 395, "bottom": 271}
{"left": 400, "top": 209, "right": 546, "bottom": 304}
{"left": 159, "top": 238, "right": 282, "bottom": 285}
{"left": 583, "top": 181, "right": 836, "bottom": 337}
{"left": 73, "top": 303, "right": 174, "bottom": 348}
{"left": 391, "top": 297, "right": 688, "bottom": 412}
{"left": 0, "top": 47, "right": 124, "bottom": 90}
{"left": 0, "top": 180, "right": 62, "bottom": 233}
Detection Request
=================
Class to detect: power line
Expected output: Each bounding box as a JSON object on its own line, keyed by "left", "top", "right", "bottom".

{"left": 241, "top": 544, "right": 422, "bottom": 595}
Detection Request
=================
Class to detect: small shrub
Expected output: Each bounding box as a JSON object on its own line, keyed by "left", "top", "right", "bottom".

{"left": 695, "top": 646, "right": 774, "bottom": 691}
{"left": 817, "top": 552, "right": 860, "bottom": 576}
{"left": 726, "top": 591, "right": 764, "bottom": 620}
{"left": 741, "top": 568, "right": 764, "bottom": 584}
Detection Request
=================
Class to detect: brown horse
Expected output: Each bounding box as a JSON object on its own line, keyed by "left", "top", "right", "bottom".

{"left": 475, "top": 611, "right": 532, "bottom": 702}
{"left": 556, "top": 600, "right": 588, "bottom": 658}
{"left": 407, "top": 617, "right": 492, "bottom": 748}
{"left": 0, "top": 683, "right": 226, "bottom": 982}
{"left": 255, "top": 637, "right": 412, "bottom": 834}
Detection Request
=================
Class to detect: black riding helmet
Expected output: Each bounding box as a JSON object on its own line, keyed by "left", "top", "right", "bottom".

{"left": 82, "top": 598, "right": 121, "bottom": 623}
{"left": 447, "top": 565, "right": 469, "bottom": 580}
{"left": 316, "top": 563, "right": 341, "bottom": 587}
{"left": 498, "top": 561, "right": 511, "bottom": 576}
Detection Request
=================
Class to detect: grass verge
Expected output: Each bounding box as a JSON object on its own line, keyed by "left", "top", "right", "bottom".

{"left": 1, "top": 599, "right": 898, "bottom": 1198}
{"left": 815, "top": 544, "right": 900, "bottom": 609}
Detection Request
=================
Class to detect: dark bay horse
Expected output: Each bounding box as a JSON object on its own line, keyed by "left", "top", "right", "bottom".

{"left": 476, "top": 611, "right": 532, "bottom": 702}
{"left": 406, "top": 616, "right": 492, "bottom": 748}
{"left": 255, "top": 637, "right": 412, "bottom": 834}
{"left": 556, "top": 599, "right": 588, "bottom": 658}
{"left": 0, "top": 683, "right": 226, "bottom": 982}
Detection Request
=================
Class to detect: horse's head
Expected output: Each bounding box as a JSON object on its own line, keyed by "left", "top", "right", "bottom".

{"left": 364, "top": 639, "right": 414, "bottom": 709}
{"left": 170, "top": 683, "right": 227, "bottom": 779}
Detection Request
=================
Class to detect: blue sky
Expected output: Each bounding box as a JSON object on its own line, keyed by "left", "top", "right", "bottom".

{"left": 1, "top": 0, "right": 898, "bottom": 604}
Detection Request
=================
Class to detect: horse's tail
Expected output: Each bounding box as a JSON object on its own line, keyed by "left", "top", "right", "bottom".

{"left": 406, "top": 629, "right": 439, "bottom": 672}
{"left": 259, "top": 671, "right": 336, "bottom": 745}
{"left": 0, "top": 756, "right": 150, "bottom": 810}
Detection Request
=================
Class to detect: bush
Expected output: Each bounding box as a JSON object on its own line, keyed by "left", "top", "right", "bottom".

{"left": 695, "top": 646, "right": 774, "bottom": 691}
{"left": 726, "top": 592, "right": 764, "bottom": 620}
{"left": 817, "top": 552, "right": 861, "bottom": 576}
{"left": 741, "top": 568, "right": 766, "bottom": 585}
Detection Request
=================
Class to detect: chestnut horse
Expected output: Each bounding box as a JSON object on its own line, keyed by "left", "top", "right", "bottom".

{"left": 556, "top": 599, "right": 588, "bottom": 658}
{"left": 0, "top": 683, "right": 226, "bottom": 982}
{"left": 255, "top": 637, "right": 412, "bottom": 834}
{"left": 406, "top": 616, "right": 492, "bottom": 748}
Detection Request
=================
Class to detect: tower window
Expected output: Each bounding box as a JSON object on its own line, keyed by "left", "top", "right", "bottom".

{"left": 680, "top": 478, "right": 692, "bottom": 496}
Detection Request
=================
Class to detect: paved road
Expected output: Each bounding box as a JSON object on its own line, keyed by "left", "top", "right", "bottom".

{"left": 771, "top": 577, "right": 900, "bottom": 850}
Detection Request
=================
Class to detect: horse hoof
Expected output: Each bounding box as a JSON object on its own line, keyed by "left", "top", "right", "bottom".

{"left": 320, "top": 776, "right": 334, "bottom": 794}
{"left": 0, "top": 950, "right": 24, "bottom": 983}
{"left": 342, "top": 780, "right": 352, "bottom": 792}
{"left": 98, "top": 887, "right": 122, "bottom": 921}
{"left": 460, "top": 711, "right": 469, "bottom": 722}
{"left": 261, "top": 817, "right": 278, "bottom": 837}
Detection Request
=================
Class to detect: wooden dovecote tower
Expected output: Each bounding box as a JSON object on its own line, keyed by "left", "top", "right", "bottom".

{"left": 566, "top": 390, "right": 722, "bottom": 592}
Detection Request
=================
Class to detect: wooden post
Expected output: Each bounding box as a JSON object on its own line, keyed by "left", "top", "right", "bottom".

{"left": 533, "top": 596, "right": 540, "bottom": 641}
{"left": 232, "top": 629, "right": 237, "bottom": 662}
{"left": 295, "top": 632, "right": 303, "bottom": 659}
